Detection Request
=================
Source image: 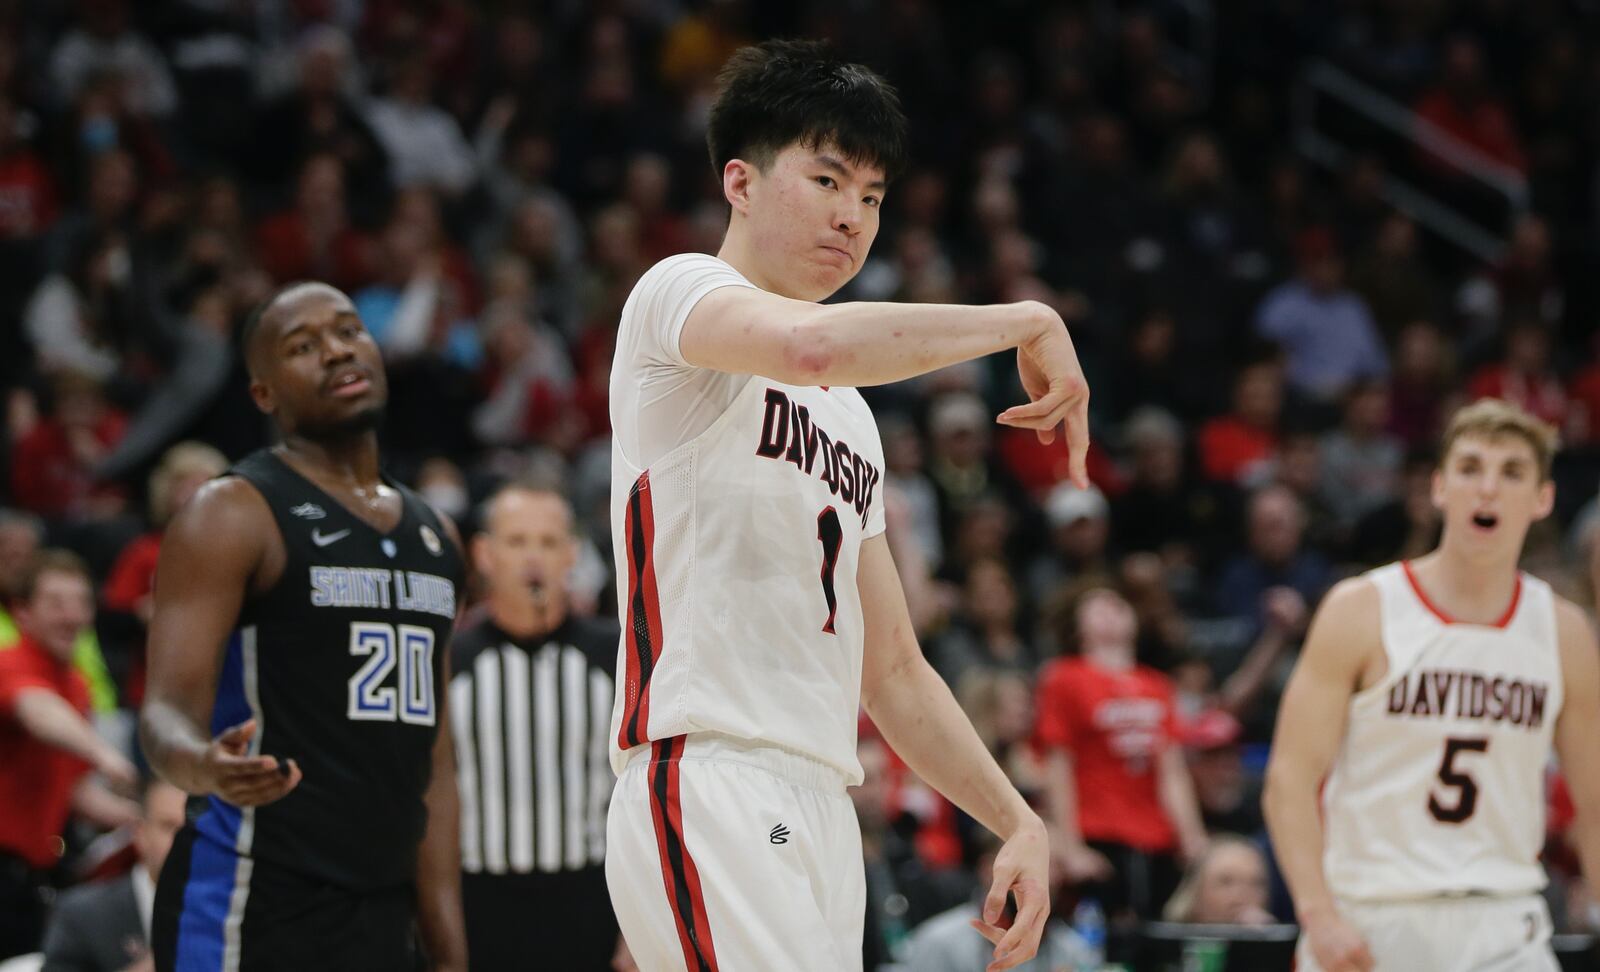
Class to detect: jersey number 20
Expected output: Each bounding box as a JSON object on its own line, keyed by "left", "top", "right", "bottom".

{"left": 347, "top": 622, "right": 436, "bottom": 725}
{"left": 1429, "top": 736, "right": 1489, "bottom": 824}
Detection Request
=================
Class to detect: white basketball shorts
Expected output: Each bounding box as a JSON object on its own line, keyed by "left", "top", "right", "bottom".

{"left": 606, "top": 734, "right": 865, "bottom": 972}
{"left": 1296, "top": 894, "right": 1558, "bottom": 972}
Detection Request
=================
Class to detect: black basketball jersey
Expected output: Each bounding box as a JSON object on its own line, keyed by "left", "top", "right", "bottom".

{"left": 189, "top": 449, "right": 464, "bottom": 891}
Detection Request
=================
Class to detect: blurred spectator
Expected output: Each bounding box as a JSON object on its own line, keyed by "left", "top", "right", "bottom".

{"left": 48, "top": 0, "right": 177, "bottom": 118}
{"left": 1254, "top": 228, "right": 1388, "bottom": 404}
{"left": 43, "top": 146, "right": 140, "bottom": 276}
{"left": 9, "top": 372, "right": 127, "bottom": 522}
{"left": 925, "top": 392, "right": 1028, "bottom": 550}
{"left": 0, "top": 550, "right": 138, "bottom": 960}
{"left": 1387, "top": 320, "right": 1456, "bottom": 450}
{"left": 1564, "top": 338, "right": 1600, "bottom": 447}
{"left": 1197, "top": 358, "right": 1283, "bottom": 485}
{"left": 38, "top": 778, "right": 185, "bottom": 972}
{"left": 366, "top": 55, "right": 476, "bottom": 196}
{"left": 957, "top": 668, "right": 1046, "bottom": 802}
{"left": 1271, "top": 431, "right": 1340, "bottom": 554}
{"left": 253, "top": 152, "right": 372, "bottom": 291}
{"left": 353, "top": 206, "right": 480, "bottom": 370}
{"left": 1319, "top": 380, "right": 1403, "bottom": 529}
{"left": 1466, "top": 318, "right": 1567, "bottom": 428}
{"left": 1347, "top": 213, "right": 1436, "bottom": 338}
{"left": 1412, "top": 35, "right": 1526, "bottom": 177}
{"left": 880, "top": 415, "right": 943, "bottom": 569}
{"left": 0, "top": 93, "right": 58, "bottom": 244}
{"left": 1026, "top": 482, "right": 1113, "bottom": 610}
{"left": 928, "top": 558, "right": 1032, "bottom": 688}
{"left": 621, "top": 153, "right": 691, "bottom": 264}
{"left": 1106, "top": 307, "right": 1214, "bottom": 423}
{"left": 249, "top": 25, "right": 391, "bottom": 224}
{"left": 25, "top": 227, "right": 143, "bottom": 384}
{"left": 99, "top": 442, "right": 226, "bottom": 705}
{"left": 1036, "top": 589, "right": 1207, "bottom": 928}
{"left": 471, "top": 296, "right": 576, "bottom": 450}
{"left": 498, "top": 195, "right": 584, "bottom": 337}
{"left": 1182, "top": 710, "right": 1266, "bottom": 837}
{"left": 0, "top": 511, "right": 42, "bottom": 647}
{"left": 1112, "top": 407, "right": 1228, "bottom": 566}
{"left": 899, "top": 829, "right": 1095, "bottom": 972}
{"left": 1348, "top": 450, "right": 1442, "bottom": 567}
{"left": 0, "top": 510, "right": 115, "bottom": 714}
{"left": 1159, "top": 834, "right": 1274, "bottom": 926}
{"left": 856, "top": 733, "right": 974, "bottom": 971}
{"left": 1213, "top": 485, "right": 1331, "bottom": 642}
{"left": 1489, "top": 214, "right": 1562, "bottom": 327}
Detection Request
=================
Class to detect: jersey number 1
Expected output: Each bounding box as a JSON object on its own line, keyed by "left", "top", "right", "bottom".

{"left": 817, "top": 507, "right": 842, "bottom": 634}
{"left": 1429, "top": 736, "right": 1489, "bottom": 824}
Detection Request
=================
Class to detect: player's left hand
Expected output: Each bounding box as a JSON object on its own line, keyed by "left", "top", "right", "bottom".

{"left": 1000, "top": 304, "right": 1091, "bottom": 487}
{"left": 969, "top": 813, "right": 1050, "bottom": 972}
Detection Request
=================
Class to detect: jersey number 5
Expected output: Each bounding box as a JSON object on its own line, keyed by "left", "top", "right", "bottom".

{"left": 1429, "top": 736, "right": 1489, "bottom": 824}
{"left": 347, "top": 622, "right": 436, "bottom": 725}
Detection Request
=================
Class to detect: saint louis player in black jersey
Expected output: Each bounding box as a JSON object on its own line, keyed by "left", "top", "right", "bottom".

{"left": 139, "top": 282, "right": 468, "bottom": 972}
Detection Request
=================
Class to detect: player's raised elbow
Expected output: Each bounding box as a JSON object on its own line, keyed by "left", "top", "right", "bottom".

{"left": 777, "top": 317, "right": 843, "bottom": 385}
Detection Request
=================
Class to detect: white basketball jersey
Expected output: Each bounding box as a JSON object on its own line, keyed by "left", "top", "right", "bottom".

{"left": 606, "top": 255, "right": 887, "bottom": 784}
{"left": 1322, "top": 561, "right": 1563, "bottom": 902}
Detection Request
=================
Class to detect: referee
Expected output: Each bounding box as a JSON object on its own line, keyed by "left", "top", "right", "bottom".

{"left": 449, "top": 482, "right": 619, "bottom": 970}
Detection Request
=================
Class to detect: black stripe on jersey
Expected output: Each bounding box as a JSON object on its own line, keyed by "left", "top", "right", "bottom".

{"left": 625, "top": 483, "right": 654, "bottom": 746}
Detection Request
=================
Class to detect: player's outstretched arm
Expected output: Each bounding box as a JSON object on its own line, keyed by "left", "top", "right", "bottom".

{"left": 1554, "top": 599, "right": 1600, "bottom": 897}
{"left": 681, "top": 289, "right": 1091, "bottom": 479}
{"left": 1261, "top": 578, "right": 1378, "bottom": 972}
{"left": 857, "top": 535, "right": 1048, "bottom": 972}
{"left": 140, "top": 478, "right": 302, "bottom": 805}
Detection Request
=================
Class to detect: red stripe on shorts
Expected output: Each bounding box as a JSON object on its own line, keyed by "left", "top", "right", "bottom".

{"left": 648, "top": 737, "right": 720, "bottom": 972}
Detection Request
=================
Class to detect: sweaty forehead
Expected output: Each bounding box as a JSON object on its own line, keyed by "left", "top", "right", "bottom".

{"left": 262, "top": 286, "right": 355, "bottom": 338}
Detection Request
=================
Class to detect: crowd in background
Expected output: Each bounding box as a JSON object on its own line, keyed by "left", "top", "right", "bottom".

{"left": 4, "top": 0, "right": 1600, "bottom": 968}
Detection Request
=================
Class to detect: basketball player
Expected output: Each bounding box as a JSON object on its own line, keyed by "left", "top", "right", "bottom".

{"left": 605, "top": 40, "right": 1090, "bottom": 972}
{"left": 139, "top": 283, "right": 469, "bottom": 971}
{"left": 1264, "top": 399, "right": 1600, "bottom": 971}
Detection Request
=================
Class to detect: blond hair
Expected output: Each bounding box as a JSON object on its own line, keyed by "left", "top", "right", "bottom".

{"left": 149, "top": 441, "right": 228, "bottom": 526}
{"left": 1440, "top": 398, "right": 1559, "bottom": 481}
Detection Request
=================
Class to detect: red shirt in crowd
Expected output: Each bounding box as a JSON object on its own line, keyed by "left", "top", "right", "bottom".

{"left": 9, "top": 412, "right": 130, "bottom": 519}
{"left": 1196, "top": 416, "right": 1277, "bottom": 484}
{"left": 1466, "top": 367, "right": 1567, "bottom": 428}
{"left": 102, "top": 532, "right": 163, "bottom": 705}
{"left": 0, "top": 634, "right": 92, "bottom": 869}
{"left": 1036, "top": 656, "right": 1179, "bottom": 853}
{"left": 0, "top": 150, "right": 57, "bottom": 239}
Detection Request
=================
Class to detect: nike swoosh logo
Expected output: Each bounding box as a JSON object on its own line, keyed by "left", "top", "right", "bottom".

{"left": 311, "top": 528, "right": 351, "bottom": 547}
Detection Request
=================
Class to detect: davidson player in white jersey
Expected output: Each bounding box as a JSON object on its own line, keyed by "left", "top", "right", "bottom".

{"left": 1264, "top": 399, "right": 1600, "bottom": 972}
{"left": 604, "top": 39, "right": 1091, "bottom": 972}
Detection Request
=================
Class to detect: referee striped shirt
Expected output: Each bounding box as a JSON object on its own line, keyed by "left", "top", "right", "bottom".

{"left": 449, "top": 614, "right": 617, "bottom": 874}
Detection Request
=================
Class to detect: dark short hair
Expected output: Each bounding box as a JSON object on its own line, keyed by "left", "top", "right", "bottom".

{"left": 18, "top": 549, "right": 91, "bottom": 603}
{"left": 240, "top": 280, "right": 351, "bottom": 376}
{"left": 707, "top": 39, "right": 909, "bottom": 183}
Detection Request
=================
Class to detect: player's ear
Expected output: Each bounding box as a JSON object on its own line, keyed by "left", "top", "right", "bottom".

{"left": 723, "top": 158, "right": 755, "bottom": 215}
{"left": 248, "top": 376, "right": 275, "bottom": 416}
{"left": 1534, "top": 478, "right": 1555, "bottom": 521}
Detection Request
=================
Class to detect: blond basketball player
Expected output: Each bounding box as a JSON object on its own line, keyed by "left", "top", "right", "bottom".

{"left": 1264, "top": 399, "right": 1600, "bottom": 971}
{"left": 605, "top": 40, "right": 1089, "bottom": 972}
